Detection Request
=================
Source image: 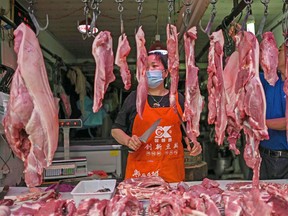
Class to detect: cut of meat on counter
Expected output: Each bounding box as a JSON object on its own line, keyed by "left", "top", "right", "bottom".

{"left": 183, "top": 26, "right": 204, "bottom": 152}
{"left": 167, "top": 24, "right": 180, "bottom": 110}
{"left": 135, "top": 26, "right": 148, "bottom": 119}
{"left": 92, "top": 31, "right": 115, "bottom": 113}
{"left": 207, "top": 29, "right": 227, "bottom": 146}
{"left": 259, "top": 31, "right": 279, "bottom": 86}
{"left": 117, "top": 176, "right": 171, "bottom": 200}
{"left": 3, "top": 23, "right": 59, "bottom": 188}
{"left": 7, "top": 177, "right": 288, "bottom": 215}
{"left": 115, "top": 33, "right": 132, "bottom": 90}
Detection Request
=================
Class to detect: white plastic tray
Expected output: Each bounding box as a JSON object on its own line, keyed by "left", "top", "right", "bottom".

{"left": 71, "top": 179, "right": 116, "bottom": 206}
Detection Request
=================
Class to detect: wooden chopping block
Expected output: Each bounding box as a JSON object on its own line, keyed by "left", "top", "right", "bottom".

{"left": 185, "top": 161, "right": 208, "bottom": 181}
{"left": 184, "top": 149, "right": 202, "bottom": 166}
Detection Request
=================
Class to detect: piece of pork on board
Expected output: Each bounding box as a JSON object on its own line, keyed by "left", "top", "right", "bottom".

{"left": 92, "top": 31, "right": 115, "bottom": 113}
{"left": 3, "top": 23, "right": 59, "bottom": 187}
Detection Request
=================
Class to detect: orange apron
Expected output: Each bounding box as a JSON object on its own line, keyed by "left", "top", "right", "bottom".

{"left": 125, "top": 94, "right": 185, "bottom": 183}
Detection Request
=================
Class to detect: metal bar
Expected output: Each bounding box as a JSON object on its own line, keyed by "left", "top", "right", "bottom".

{"left": 195, "top": 0, "right": 247, "bottom": 62}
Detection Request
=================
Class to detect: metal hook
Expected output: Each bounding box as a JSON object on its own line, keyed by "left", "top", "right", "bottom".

{"left": 115, "top": 0, "right": 125, "bottom": 35}
{"left": 135, "top": 0, "right": 144, "bottom": 29}
{"left": 182, "top": 0, "right": 192, "bottom": 29}
{"left": 27, "top": 0, "right": 49, "bottom": 36}
{"left": 256, "top": 0, "right": 270, "bottom": 37}
{"left": 167, "top": 0, "right": 174, "bottom": 24}
{"left": 199, "top": 0, "right": 217, "bottom": 36}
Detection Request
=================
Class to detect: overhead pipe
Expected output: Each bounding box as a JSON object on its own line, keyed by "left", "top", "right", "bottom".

{"left": 195, "top": 0, "right": 247, "bottom": 62}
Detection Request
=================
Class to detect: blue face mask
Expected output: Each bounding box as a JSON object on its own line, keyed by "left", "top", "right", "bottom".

{"left": 146, "top": 70, "right": 164, "bottom": 88}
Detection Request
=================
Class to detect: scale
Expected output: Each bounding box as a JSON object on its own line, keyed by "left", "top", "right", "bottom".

{"left": 43, "top": 119, "right": 88, "bottom": 180}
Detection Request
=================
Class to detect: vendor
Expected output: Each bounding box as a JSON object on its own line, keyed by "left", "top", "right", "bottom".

{"left": 258, "top": 43, "right": 288, "bottom": 179}
{"left": 111, "top": 49, "right": 201, "bottom": 183}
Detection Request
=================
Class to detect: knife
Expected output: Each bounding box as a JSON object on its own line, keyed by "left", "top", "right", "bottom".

{"left": 0, "top": 185, "right": 9, "bottom": 200}
{"left": 175, "top": 109, "right": 194, "bottom": 149}
{"left": 139, "top": 118, "right": 161, "bottom": 143}
{"left": 129, "top": 118, "right": 161, "bottom": 152}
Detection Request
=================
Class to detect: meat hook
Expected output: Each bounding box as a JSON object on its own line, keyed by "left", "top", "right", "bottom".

{"left": 27, "top": 0, "right": 49, "bottom": 36}
{"left": 256, "top": 0, "right": 270, "bottom": 37}
{"left": 135, "top": 0, "right": 144, "bottom": 30}
{"left": 115, "top": 0, "right": 125, "bottom": 36}
{"left": 199, "top": 0, "right": 217, "bottom": 37}
{"left": 182, "top": 0, "right": 192, "bottom": 29}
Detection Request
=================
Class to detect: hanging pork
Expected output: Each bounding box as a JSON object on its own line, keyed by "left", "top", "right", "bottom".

{"left": 135, "top": 26, "right": 148, "bottom": 119}
{"left": 207, "top": 29, "right": 227, "bottom": 145}
{"left": 236, "top": 31, "right": 269, "bottom": 187}
{"left": 183, "top": 26, "right": 203, "bottom": 152}
{"left": 259, "top": 31, "right": 279, "bottom": 86}
{"left": 166, "top": 24, "right": 179, "bottom": 109}
{"left": 115, "top": 33, "right": 132, "bottom": 90}
{"left": 3, "top": 23, "right": 59, "bottom": 187}
{"left": 92, "top": 31, "right": 115, "bottom": 113}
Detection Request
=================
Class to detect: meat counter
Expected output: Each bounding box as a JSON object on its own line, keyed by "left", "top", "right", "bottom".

{"left": 2, "top": 179, "right": 288, "bottom": 215}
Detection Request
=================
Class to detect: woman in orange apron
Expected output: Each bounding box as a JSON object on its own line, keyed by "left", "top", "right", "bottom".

{"left": 111, "top": 49, "right": 200, "bottom": 182}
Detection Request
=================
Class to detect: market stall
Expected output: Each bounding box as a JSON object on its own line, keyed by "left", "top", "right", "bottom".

{"left": 0, "top": 0, "right": 287, "bottom": 215}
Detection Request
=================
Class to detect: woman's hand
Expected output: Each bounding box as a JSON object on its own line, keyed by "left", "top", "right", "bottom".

{"left": 184, "top": 137, "right": 202, "bottom": 156}
{"left": 126, "top": 135, "right": 142, "bottom": 151}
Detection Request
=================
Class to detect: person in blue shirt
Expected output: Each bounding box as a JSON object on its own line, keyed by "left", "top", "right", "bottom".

{"left": 258, "top": 43, "right": 288, "bottom": 179}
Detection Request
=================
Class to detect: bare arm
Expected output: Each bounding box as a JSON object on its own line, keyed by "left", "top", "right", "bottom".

{"left": 266, "top": 117, "right": 286, "bottom": 130}
{"left": 111, "top": 128, "right": 142, "bottom": 151}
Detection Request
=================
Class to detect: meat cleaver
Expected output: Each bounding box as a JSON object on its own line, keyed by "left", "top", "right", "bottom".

{"left": 129, "top": 118, "right": 161, "bottom": 152}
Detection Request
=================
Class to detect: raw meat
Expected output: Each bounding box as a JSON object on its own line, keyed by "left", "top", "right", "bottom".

{"left": 167, "top": 24, "right": 180, "bottom": 109}
{"left": 223, "top": 51, "right": 242, "bottom": 155}
{"left": 92, "top": 31, "right": 115, "bottom": 113}
{"left": 183, "top": 26, "right": 204, "bottom": 152}
{"left": 135, "top": 26, "right": 148, "bottom": 119}
{"left": 115, "top": 33, "right": 132, "bottom": 90}
{"left": 3, "top": 23, "right": 59, "bottom": 187}
{"left": 105, "top": 194, "right": 143, "bottom": 215}
{"left": 236, "top": 31, "right": 268, "bottom": 187}
{"left": 207, "top": 29, "right": 227, "bottom": 145}
{"left": 117, "top": 176, "right": 171, "bottom": 199}
{"left": 259, "top": 31, "right": 279, "bottom": 86}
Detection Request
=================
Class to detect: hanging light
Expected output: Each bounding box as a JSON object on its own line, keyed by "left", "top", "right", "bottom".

{"left": 77, "top": 18, "right": 98, "bottom": 34}
{"left": 246, "top": 13, "right": 255, "bottom": 34}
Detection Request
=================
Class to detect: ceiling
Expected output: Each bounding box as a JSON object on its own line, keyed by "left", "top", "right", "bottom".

{"left": 13, "top": 0, "right": 284, "bottom": 66}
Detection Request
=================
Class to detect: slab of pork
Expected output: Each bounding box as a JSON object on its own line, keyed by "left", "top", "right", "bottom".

{"left": 92, "top": 31, "right": 115, "bottom": 113}
{"left": 259, "top": 31, "right": 279, "bottom": 86}
{"left": 207, "top": 29, "right": 227, "bottom": 145}
{"left": 3, "top": 23, "right": 59, "bottom": 187}
{"left": 223, "top": 51, "right": 242, "bottom": 154}
{"left": 183, "top": 26, "right": 204, "bottom": 152}
{"left": 236, "top": 31, "right": 269, "bottom": 187}
{"left": 167, "top": 24, "right": 179, "bottom": 109}
{"left": 115, "top": 33, "right": 132, "bottom": 90}
{"left": 135, "top": 26, "right": 148, "bottom": 119}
